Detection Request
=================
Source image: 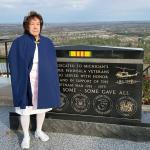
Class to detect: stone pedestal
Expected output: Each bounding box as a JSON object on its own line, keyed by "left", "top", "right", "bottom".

{"left": 9, "top": 111, "right": 150, "bottom": 141}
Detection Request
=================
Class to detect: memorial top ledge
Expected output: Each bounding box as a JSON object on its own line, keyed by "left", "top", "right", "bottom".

{"left": 55, "top": 45, "right": 144, "bottom": 52}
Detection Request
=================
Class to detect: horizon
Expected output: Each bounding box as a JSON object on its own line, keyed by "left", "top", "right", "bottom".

{"left": 1, "top": 20, "right": 150, "bottom": 25}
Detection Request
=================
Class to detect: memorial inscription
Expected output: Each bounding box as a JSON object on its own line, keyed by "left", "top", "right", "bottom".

{"left": 56, "top": 62, "right": 141, "bottom": 118}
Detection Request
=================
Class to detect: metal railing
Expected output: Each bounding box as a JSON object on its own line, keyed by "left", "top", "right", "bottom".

{"left": 143, "top": 65, "right": 150, "bottom": 75}
{"left": 0, "top": 39, "right": 12, "bottom": 77}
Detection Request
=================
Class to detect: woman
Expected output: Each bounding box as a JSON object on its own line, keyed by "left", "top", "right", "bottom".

{"left": 8, "top": 11, "right": 61, "bottom": 149}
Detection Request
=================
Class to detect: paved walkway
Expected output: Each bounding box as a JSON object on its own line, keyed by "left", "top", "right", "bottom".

{"left": 0, "top": 106, "right": 150, "bottom": 150}
{"left": 0, "top": 77, "right": 12, "bottom": 106}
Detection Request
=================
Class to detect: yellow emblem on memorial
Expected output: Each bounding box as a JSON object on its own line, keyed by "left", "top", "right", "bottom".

{"left": 69, "top": 51, "right": 92, "bottom": 57}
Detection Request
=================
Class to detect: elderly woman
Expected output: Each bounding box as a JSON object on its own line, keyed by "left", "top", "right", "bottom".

{"left": 8, "top": 11, "right": 61, "bottom": 149}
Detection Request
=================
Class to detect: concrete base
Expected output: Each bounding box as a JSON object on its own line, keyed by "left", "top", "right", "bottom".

{"left": 9, "top": 111, "right": 150, "bottom": 142}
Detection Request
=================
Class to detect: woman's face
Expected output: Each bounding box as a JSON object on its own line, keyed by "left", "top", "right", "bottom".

{"left": 29, "top": 17, "right": 40, "bottom": 38}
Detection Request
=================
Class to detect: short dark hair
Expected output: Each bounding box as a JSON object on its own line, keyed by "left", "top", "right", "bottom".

{"left": 23, "top": 11, "right": 43, "bottom": 34}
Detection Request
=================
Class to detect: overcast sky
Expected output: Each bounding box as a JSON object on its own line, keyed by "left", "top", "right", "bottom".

{"left": 0, "top": 0, "right": 150, "bottom": 23}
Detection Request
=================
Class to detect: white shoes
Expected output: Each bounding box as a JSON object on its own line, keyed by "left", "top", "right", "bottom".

{"left": 21, "top": 131, "right": 49, "bottom": 149}
{"left": 21, "top": 136, "right": 30, "bottom": 149}
{"left": 35, "top": 130, "right": 49, "bottom": 142}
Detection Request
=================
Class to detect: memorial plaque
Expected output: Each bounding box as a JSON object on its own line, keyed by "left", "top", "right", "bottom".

{"left": 49, "top": 45, "right": 144, "bottom": 123}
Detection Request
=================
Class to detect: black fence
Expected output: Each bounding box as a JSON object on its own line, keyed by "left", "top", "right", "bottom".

{"left": 143, "top": 65, "right": 150, "bottom": 75}
{"left": 0, "top": 39, "right": 12, "bottom": 77}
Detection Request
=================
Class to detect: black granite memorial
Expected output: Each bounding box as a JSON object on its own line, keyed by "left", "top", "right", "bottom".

{"left": 49, "top": 45, "right": 143, "bottom": 124}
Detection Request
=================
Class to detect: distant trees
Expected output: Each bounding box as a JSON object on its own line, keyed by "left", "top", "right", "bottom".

{"left": 56, "top": 37, "right": 121, "bottom": 46}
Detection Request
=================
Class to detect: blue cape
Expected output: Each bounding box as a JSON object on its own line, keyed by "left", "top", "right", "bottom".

{"left": 8, "top": 33, "right": 61, "bottom": 109}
